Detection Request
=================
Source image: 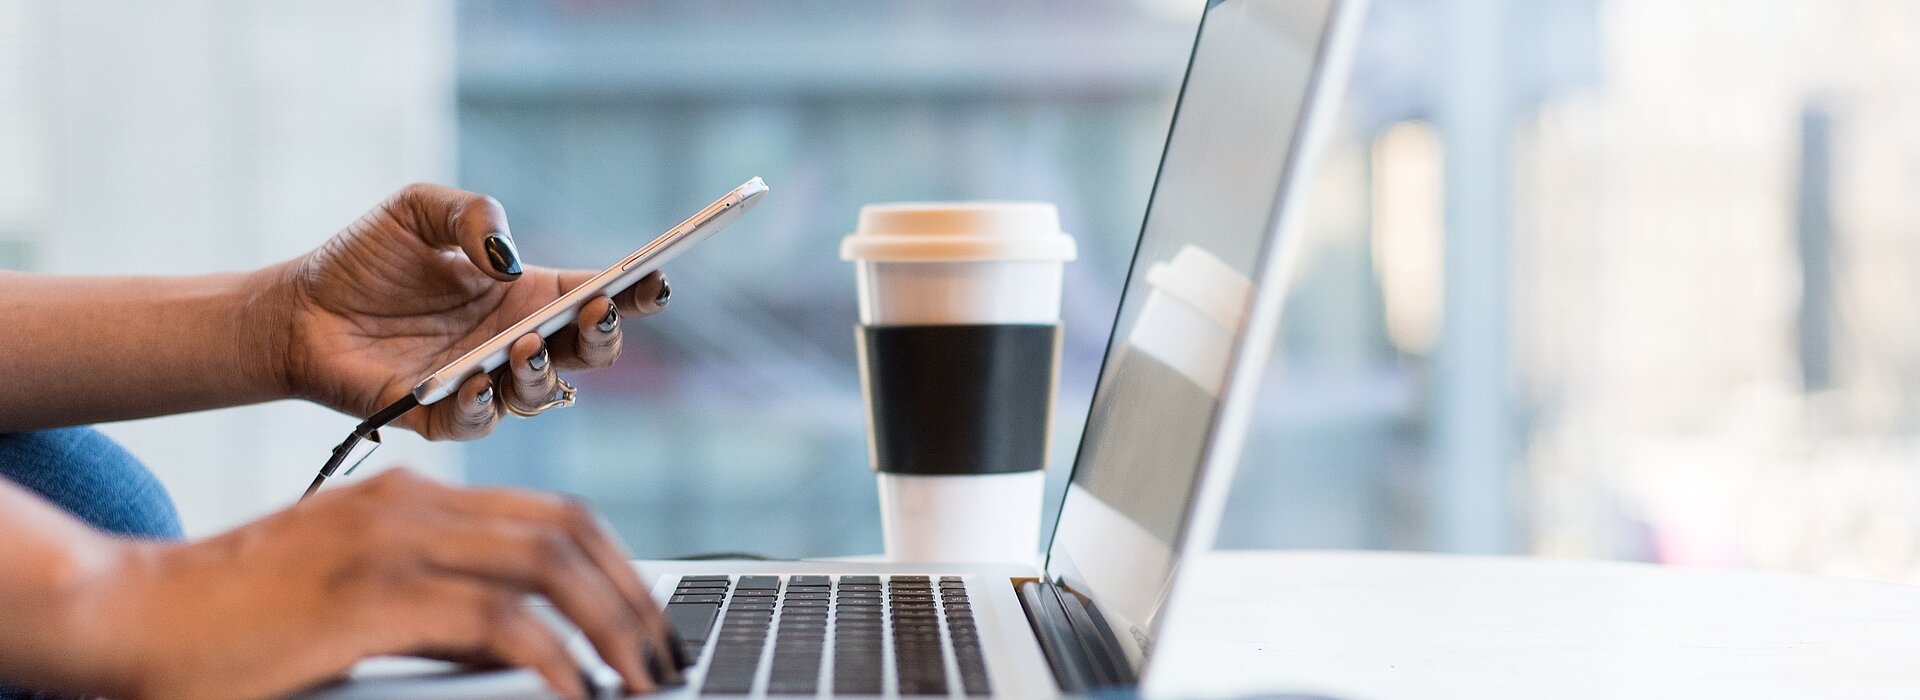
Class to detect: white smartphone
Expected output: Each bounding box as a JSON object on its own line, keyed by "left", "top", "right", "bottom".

{"left": 409, "top": 177, "right": 768, "bottom": 405}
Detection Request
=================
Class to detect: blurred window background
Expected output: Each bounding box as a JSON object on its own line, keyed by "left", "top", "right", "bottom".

{"left": 4, "top": 0, "right": 1920, "bottom": 582}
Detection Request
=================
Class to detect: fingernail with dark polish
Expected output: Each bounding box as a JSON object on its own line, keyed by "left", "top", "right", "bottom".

{"left": 596, "top": 303, "right": 619, "bottom": 333}
{"left": 643, "top": 647, "right": 667, "bottom": 685}
{"left": 476, "top": 386, "right": 493, "bottom": 405}
{"left": 483, "top": 233, "right": 522, "bottom": 277}
{"left": 573, "top": 669, "right": 597, "bottom": 700}
{"left": 654, "top": 279, "right": 672, "bottom": 306}
{"left": 528, "top": 345, "right": 549, "bottom": 371}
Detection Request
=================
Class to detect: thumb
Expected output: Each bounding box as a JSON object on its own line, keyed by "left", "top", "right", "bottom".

{"left": 389, "top": 182, "right": 524, "bottom": 282}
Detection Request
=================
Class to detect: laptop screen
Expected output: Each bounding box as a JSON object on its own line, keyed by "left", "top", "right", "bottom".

{"left": 1043, "top": 0, "right": 1341, "bottom": 667}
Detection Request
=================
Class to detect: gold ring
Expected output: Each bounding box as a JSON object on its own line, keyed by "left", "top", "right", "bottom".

{"left": 506, "top": 377, "right": 577, "bottom": 418}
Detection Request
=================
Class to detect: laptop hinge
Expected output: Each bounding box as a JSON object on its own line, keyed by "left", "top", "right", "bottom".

{"left": 1016, "top": 580, "right": 1138, "bottom": 693}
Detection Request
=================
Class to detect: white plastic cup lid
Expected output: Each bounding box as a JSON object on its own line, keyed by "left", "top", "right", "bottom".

{"left": 841, "top": 201, "right": 1078, "bottom": 263}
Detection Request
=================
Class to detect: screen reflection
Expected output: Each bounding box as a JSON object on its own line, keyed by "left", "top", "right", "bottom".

{"left": 1044, "top": 0, "right": 1337, "bottom": 665}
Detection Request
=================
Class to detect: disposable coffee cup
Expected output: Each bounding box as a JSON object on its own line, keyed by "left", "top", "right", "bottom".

{"left": 841, "top": 202, "right": 1076, "bottom": 563}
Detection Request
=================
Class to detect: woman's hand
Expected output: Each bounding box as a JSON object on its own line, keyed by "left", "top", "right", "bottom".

{"left": 98, "top": 469, "right": 678, "bottom": 700}
{"left": 272, "top": 183, "right": 672, "bottom": 439}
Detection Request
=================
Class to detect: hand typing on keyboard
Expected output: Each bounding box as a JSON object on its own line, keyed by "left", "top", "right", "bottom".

{"left": 3, "top": 469, "right": 684, "bottom": 700}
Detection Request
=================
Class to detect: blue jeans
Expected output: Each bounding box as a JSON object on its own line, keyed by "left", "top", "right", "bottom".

{"left": 0, "top": 427, "right": 182, "bottom": 699}
{"left": 0, "top": 427, "right": 182, "bottom": 539}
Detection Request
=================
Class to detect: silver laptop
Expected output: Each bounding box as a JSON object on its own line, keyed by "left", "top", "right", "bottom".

{"left": 308, "top": 1, "right": 1362, "bottom": 697}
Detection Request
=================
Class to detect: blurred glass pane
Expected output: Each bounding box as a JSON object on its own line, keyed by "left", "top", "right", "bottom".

{"left": 451, "top": 0, "right": 1920, "bottom": 584}
{"left": 455, "top": 0, "right": 1191, "bottom": 558}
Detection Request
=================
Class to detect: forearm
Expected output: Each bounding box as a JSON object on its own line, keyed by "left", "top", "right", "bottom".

{"left": 0, "top": 265, "right": 295, "bottom": 431}
{"left": 0, "top": 481, "right": 151, "bottom": 697}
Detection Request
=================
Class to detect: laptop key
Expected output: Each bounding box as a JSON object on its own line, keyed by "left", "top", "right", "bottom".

{"left": 766, "top": 677, "right": 817, "bottom": 694}
{"left": 735, "top": 575, "right": 780, "bottom": 590}
{"left": 663, "top": 602, "right": 720, "bottom": 647}
{"left": 701, "top": 674, "right": 755, "bottom": 695}
{"left": 834, "top": 670, "right": 882, "bottom": 695}
{"left": 961, "top": 669, "right": 991, "bottom": 696}
{"left": 945, "top": 591, "right": 989, "bottom": 693}
{"left": 897, "top": 676, "right": 948, "bottom": 696}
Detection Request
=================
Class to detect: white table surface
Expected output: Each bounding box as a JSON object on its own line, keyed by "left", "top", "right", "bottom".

{"left": 1148, "top": 550, "right": 1920, "bottom": 699}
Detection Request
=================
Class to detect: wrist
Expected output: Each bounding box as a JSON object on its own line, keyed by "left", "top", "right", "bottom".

{"left": 237, "top": 259, "right": 305, "bottom": 403}
{"left": 18, "top": 536, "right": 163, "bottom": 698}
{"left": 87, "top": 540, "right": 219, "bottom": 700}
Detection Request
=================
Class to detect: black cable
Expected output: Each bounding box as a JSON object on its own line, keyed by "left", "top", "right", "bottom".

{"left": 300, "top": 394, "right": 421, "bottom": 501}
{"left": 300, "top": 471, "right": 330, "bottom": 500}
{"left": 360, "top": 393, "right": 423, "bottom": 433}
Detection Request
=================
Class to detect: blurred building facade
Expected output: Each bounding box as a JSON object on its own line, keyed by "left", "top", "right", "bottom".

{"left": 3, "top": 0, "right": 1920, "bottom": 583}
{"left": 0, "top": 0, "right": 461, "bottom": 534}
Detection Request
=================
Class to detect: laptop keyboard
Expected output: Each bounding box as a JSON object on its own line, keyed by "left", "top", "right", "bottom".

{"left": 665, "top": 575, "right": 990, "bottom": 696}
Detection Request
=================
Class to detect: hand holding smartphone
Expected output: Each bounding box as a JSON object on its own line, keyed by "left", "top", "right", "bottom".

{"left": 413, "top": 176, "right": 767, "bottom": 404}
{"left": 302, "top": 177, "right": 768, "bottom": 499}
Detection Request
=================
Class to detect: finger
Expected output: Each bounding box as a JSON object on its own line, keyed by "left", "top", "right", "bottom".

{"left": 550, "top": 296, "right": 621, "bottom": 372}
{"left": 387, "top": 493, "right": 650, "bottom": 694}
{"left": 379, "top": 578, "right": 515, "bottom": 663}
{"left": 560, "top": 500, "right": 682, "bottom": 683}
{"left": 415, "top": 516, "right": 654, "bottom": 694}
{"left": 505, "top": 333, "right": 560, "bottom": 415}
{"left": 425, "top": 373, "right": 501, "bottom": 441}
{"left": 488, "top": 606, "right": 591, "bottom": 700}
{"left": 621, "top": 271, "right": 671, "bottom": 318}
{"left": 555, "top": 269, "right": 668, "bottom": 319}
{"left": 366, "top": 575, "right": 529, "bottom": 670}
{"left": 422, "top": 488, "right": 679, "bottom": 684}
{"left": 390, "top": 182, "right": 523, "bottom": 281}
